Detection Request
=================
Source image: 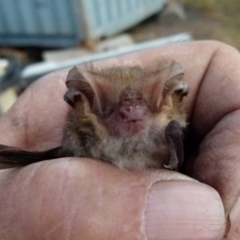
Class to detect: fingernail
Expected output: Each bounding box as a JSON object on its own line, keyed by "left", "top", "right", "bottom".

{"left": 145, "top": 181, "right": 225, "bottom": 240}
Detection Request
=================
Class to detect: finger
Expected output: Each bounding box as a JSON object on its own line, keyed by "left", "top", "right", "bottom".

{"left": 145, "top": 180, "right": 225, "bottom": 239}
{"left": 185, "top": 42, "right": 240, "bottom": 236}
{"left": 0, "top": 158, "right": 225, "bottom": 240}
{"left": 0, "top": 69, "right": 69, "bottom": 150}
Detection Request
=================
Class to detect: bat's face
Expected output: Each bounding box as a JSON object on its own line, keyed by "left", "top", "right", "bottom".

{"left": 63, "top": 61, "right": 189, "bottom": 170}
{"left": 102, "top": 88, "right": 151, "bottom": 137}
{"left": 64, "top": 61, "right": 189, "bottom": 139}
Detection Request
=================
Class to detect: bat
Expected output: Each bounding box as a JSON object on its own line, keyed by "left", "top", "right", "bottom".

{"left": 0, "top": 60, "right": 189, "bottom": 171}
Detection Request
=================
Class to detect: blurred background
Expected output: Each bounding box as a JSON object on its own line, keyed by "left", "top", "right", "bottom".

{"left": 0, "top": 0, "right": 239, "bottom": 114}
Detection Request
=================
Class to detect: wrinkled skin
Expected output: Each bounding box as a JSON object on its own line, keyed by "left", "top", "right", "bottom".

{"left": 0, "top": 41, "right": 239, "bottom": 239}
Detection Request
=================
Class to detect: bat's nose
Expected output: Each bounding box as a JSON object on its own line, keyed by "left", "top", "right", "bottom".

{"left": 118, "top": 103, "right": 146, "bottom": 121}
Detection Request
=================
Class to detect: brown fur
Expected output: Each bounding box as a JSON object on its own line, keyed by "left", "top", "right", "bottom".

{"left": 62, "top": 61, "right": 189, "bottom": 170}
{"left": 0, "top": 60, "right": 189, "bottom": 170}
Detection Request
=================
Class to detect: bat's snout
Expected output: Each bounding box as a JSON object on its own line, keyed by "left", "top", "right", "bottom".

{"left": 118, "top": 102, "right": 147, "bottom": 122}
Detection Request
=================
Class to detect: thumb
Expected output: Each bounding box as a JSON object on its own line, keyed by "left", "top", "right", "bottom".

{"left": 145, "top": 180, "right": 225, "bottom": 239}
{"left": 0, "top": 158, "right": 225, "bottom": 240}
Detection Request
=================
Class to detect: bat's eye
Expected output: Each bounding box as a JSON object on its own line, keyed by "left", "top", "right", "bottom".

{"left": 102, "top": 107, "right": 114, "bottom": 118}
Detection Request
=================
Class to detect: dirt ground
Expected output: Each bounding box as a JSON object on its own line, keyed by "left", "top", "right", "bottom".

{"left": 128, "top": 0, "right": 240, "bottom": 50}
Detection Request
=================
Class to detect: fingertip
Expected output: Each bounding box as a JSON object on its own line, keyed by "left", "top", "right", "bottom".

{"left": 145, "top": 181, "right": 226, "bottom": 240}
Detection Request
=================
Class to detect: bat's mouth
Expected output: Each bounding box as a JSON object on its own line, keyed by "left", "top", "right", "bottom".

{"left": 126, "top": 119, "right": 143, "bottom": 123}
{"left": 107, "top": 104, "right": 149, "bottom": 137}
{"left": 117, "top": 118, "right": 146, "bottom": 136}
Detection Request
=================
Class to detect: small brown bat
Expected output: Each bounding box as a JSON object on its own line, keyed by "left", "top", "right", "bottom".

{"left": 0, "top": 60, "right": 189, "bottom": 171}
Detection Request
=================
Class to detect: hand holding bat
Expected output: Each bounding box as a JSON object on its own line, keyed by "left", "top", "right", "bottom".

{"left": 0, "top": 41, "right": 238, "bottom": 239}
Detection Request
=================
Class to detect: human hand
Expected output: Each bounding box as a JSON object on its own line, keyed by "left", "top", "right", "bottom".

{"left": 1, "top": 40, "right": 238, "bottom": 239}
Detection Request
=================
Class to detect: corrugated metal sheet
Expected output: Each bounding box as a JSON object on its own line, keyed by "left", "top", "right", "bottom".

{"left": 0, "top": 0, "right": 80, "bottom": 47}
{"left": 83, "top": 0, "right": 166, "bottom": 38}
{"left": 0, "top": 0, "right": 166, "bottom": 47}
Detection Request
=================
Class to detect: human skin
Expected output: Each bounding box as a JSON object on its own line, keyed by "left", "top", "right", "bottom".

{"left": 0, "top": 40, "right": 239, "bottom": 239}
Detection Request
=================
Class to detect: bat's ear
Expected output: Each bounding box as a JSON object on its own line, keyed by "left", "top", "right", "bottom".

{"left": 163, "top": 61, "right": 189, "bottom": 98}
{"left": 65, "top": 66, "right": 102, "bottom": 112}
{"left": 144, "top": 61, "right": 188, "bottom": 110}
{"left": 161, "top": 61, "right": 189, "bottom": 109}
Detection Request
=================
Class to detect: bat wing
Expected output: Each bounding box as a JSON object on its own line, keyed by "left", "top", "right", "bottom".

{"left": 164, "top": 120, "right": 184, "bottom": 171}
{"left": 0, "top": 145, "right": 64, "bottom": 167}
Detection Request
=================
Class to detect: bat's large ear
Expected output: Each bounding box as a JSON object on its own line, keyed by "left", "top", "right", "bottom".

{"left": 64, "top": 66, "right": 102, "bottom": 113}
{"left": 161, "top": 61, "right": 189, "bottom": 110}
{"left": 163, "top": 61, "right": 189, "bottom": 98}
{"left": 144, "top": 61, "right": 188, "bottom": 110}
{"left": 164, "top": 120, "right": 184, "bottom": 171}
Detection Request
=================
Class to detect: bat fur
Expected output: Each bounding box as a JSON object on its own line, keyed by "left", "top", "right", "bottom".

{"left": 0, "top": 60, "right": 189, "bottom": 171}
